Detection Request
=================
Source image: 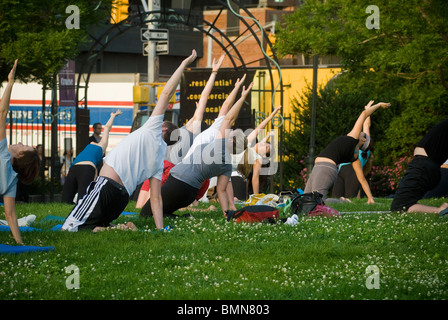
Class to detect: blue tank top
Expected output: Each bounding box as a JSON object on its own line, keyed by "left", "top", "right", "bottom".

{"left": 338, "top": 150, "right": 370, "bottom": 172}
{"left": 71, "top": 144, "right": 103, "bottom": 168}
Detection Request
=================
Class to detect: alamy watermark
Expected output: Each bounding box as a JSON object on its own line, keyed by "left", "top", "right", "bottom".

{"left": 365, "top": 265, "right": 380, "bottom": 289}
{"left": 167, "top": 126, "right": 279, "bottom": 176}
{"left": 65, "top": 264, "right": 80, "bottom": 290}
{"left": 65, "top": 5, "right": 80, "bottom": 30}
{"left": 366, "top": 5, "right": 380, "bottom": 30}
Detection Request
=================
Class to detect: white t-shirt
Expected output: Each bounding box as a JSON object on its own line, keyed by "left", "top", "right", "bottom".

{"left": 104, "top": 115, "right": 166, "bottom": 195}
{"left": 184, "top": 116, "right": 225, "bottom": 159}
{"left": 231, "top": 147, "right": 262, "bottom": 176}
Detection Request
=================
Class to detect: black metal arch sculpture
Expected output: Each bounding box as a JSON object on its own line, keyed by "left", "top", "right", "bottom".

{"left": 76, "top": 0, "right": 283, "bottom": 111}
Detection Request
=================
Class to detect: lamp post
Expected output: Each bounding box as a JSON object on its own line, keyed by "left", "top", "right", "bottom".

{"left": 306, "top": 55, "right": 319, "bottom": 178}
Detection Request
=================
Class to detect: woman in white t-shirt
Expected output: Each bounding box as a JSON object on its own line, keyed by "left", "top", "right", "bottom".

{"left": 62, "top": 51, "right": 198, "bottom": 232}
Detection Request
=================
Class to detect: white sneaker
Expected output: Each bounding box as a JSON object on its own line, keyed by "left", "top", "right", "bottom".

{"left": 285, "top": 215, "right": 299, "bottom": 226}
{"left": 18, "top": 215, "right": 36, "bottom": 227}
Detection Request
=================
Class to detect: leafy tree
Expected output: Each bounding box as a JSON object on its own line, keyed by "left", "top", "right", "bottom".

{"left": 0, "top": 0, "right": 113, "bottom": 84}
{"left": 282, "top": 72, "right": 398, "bottom": 191}
{"left": 275, "top": 0, "right": 448, "bottom": 165}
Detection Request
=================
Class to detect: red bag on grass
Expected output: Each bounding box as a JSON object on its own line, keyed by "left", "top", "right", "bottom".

{"left": 307, "top": 204, "right": 340, "bottom": 217}
{"left": 290, "top": 192, "right": 340, "bottom": 218}
{"left": 226, "top": 205, "right": 279, "bottom": 223}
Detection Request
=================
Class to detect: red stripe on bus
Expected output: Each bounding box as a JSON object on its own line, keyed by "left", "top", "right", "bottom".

{"left": 6, "top": 124, "right": 130, "bottom": 133}
{"left": 10, "top": 99, "right": 134, "bottom": 106}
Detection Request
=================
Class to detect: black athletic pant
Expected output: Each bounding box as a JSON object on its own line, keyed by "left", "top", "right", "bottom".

{"left": 62, "top": 165, "right": 96, "bottom": 204}
{"left": 332, "top": 164, "right": 361, "bottom": 198}
{"left": 390, "top": 156, "right": 441, "bottom": 212}
{"left": 231, "top": 176, "right": 248, "bottom": 200}
{"left": 139, "top": 174, "right": 199, "bottom": 218}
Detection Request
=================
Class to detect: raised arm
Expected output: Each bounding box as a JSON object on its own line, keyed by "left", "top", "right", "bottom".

{"left": 0, "top": 60, "right": 23, "bottom": 244}
{"left": 97, "top": 110, "right": 122, "bottom": 152}
{"left": 352, "top": 159, "right": 375, "bottom": 204}
{"left": 347, "top": 100, "right": 390, "bottom": 139}
{"left": 216, "top": 82, "right": 254, "bottom": 139}
{"left": 363, "top": 113, "right": 371, "bottom": 137}
{"left": 217, "top": 74, "right": 247, "bottom": 118}
{"left": 186, "top": 54, "right": 225, "bottom": 133}
{"left": 152, "top": 50, "right": 197, "bottom": 117}
{"left": 247, "top": 105, "right": 281, "bottom": 145}
{"left": 0, "top": 59, "right": 18, "bottom": 141}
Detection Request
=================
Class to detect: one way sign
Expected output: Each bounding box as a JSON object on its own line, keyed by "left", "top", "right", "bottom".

{"left": 143, "top": 41, "right": 169, "bottom": 56}
{"left": 140, "top": 28, "right": 168, "bottom": 42}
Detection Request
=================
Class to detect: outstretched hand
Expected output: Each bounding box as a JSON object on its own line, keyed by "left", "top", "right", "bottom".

{"left": 183, "top": 50, "right": 197, "bottom": 66}
{"left": 111, "top": 110, "right": 122, "bottom": 117}
{"left": 234, "top": 74, "right": 247, "bottom": 87}
{"left": 366, "top": 101, "right": 391, "bottom": 110}
{"left": 378, "top": 102, "right": 391, "bottom": 109}
{"left": 365, "top": 100, "right": 374, "bottom": 110}
{"left": 8, "top": 59, "right": 18, "bottom": 83}
{"left": 212, "top": 54, "right": 225, "bottom": 72}
{"left": 241, "top": 82, "right": 254, "bottom": 96}
{"left": 272, "top": 105, "right": 282, "bottom": 115}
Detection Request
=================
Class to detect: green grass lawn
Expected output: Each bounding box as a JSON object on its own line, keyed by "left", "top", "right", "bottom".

{"left": 1, "top": 197, "right": 447, "bottom": 300}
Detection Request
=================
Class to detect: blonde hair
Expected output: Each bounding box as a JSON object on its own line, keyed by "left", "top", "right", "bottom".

{"left": 230, "top": 129, "right": 252, "bottom": 180}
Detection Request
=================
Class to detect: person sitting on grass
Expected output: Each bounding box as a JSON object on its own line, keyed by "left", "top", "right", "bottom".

{"left": 390, "top": 118, "right": 448, "bottom": 215}
{"left": 304, "top": 100, "right": 390, "bottom": 200}
{"left": 62, "top": 50, "right": 197, "bottom": 232}
{"left": 62, "top": 109, "right": 122, "bottom": 204}
{"left": 0, "top": 59, "right": 40, "bottom": 244}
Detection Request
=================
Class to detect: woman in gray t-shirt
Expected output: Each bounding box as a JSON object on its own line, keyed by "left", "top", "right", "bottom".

{"left": 140, "top": 80, "right": 254, "bottom": 218}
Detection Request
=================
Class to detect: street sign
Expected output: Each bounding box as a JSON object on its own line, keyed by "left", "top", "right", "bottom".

{"left": 143, "top": 41, "right": 169, "bottom": 56}
{"left": 143, "top": 42, "right": 150, "bottom": 56}
{"left": 140, "top": 28, "right": 168, "bottom": 42}
{"left": 156, "top": 41, "right": 169, "bottom": 55}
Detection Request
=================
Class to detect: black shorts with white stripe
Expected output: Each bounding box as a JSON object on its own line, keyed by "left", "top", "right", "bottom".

{"left": 62, "top": 176, "right": 129, "bottom": 231}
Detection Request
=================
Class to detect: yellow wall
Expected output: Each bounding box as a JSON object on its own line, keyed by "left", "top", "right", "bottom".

{"left": 251, "top": 67, "right": 342, "bottom": 132}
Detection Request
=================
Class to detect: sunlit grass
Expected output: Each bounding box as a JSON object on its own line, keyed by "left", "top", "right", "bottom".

{"left": 1, "top": 197, "right": 447, "bottom": 300}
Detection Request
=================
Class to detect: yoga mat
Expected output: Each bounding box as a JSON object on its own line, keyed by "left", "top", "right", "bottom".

{"left": 0, "top": 224, "right": 62, "bottom": 232}
{"left": 339, "top": 211, "right": 391, "bottom": 215}
{"left": 0, "top": 244, "right": 54, "bottom": 255}
{"left": 0, "top": 212, "right": 137, "bottom": 233}
{"left": 121, "top": 211, "right": 137, "bottom": 216}
{"left": 0, "top": 225, "right": 42, "bottom": 232}
{"left": 41, "top": 215, "right": 65, "bottom": 222}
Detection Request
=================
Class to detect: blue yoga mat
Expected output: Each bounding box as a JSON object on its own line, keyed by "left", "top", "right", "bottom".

{"left": 0, "top": 244, "right": 55, "bottom": 254}
{"left": 0, "top": 225, "right": 41, "bottom": 232}
{"left": 41, "top": 215, "right": 65, "bottom": 222}
{"left": 0, "top": 224, "right": 62, "bottom": 232}
{"left": 121, "top": 211, "right": 137, "bottom": 216}
{"left": 0, "top": 212, "right": 136, "bottom": 233}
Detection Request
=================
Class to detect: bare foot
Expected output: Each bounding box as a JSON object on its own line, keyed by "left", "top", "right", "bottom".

{"left": 120, "top": 222, "right": 137, "bottom": 231}
{"left": 92, "top": 222, "right": 137, "bottom": 232}
{"left": 438, "top": 203, "right": 448, "bottom": 213}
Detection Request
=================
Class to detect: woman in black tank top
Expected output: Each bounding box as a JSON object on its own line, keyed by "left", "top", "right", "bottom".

{"left": 304, "top": 101, "right": 390, "bottom": 199}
